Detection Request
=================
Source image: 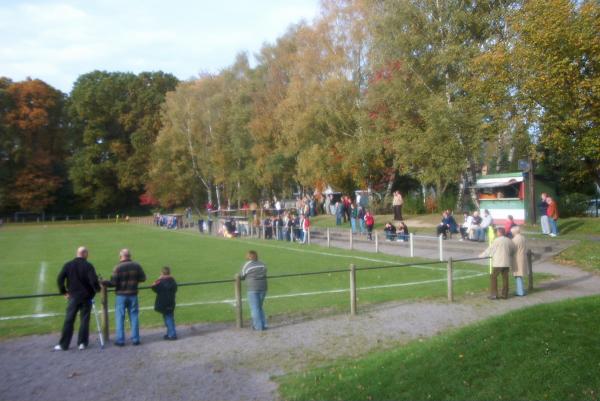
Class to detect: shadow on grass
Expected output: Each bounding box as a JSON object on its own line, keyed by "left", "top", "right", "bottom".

{"left": 535, "top": 273, "right": 595, "bottom": 291}
{"left": 558, "top": 220, "right": 584, "bottom": 235}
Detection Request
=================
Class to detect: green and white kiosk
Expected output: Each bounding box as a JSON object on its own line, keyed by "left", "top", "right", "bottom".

{"left": 475, "top": 172, "right": 528, "bottom": 225}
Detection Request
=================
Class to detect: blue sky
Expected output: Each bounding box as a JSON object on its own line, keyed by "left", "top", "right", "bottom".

{"left": 0, "top": 0, "right": 321, "bottom": 93}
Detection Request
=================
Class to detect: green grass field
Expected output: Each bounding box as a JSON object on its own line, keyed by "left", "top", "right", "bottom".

{"left": 278, "top": 295, "right": 600, "bottom": 401}
{"left": 1, "top": 222, "right": 497, "bottom": 338}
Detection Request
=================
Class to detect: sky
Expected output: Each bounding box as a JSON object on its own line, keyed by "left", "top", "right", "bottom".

{"left": 0, "top": 0, "right": 321, "bottom": 93}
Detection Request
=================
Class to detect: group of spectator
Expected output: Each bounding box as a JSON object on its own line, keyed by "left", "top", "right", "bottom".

{"left": 261, "top": 212, "right": 311, "bottom": 243}
{"left": 54, "top": 246, "right": 269, "bottom": 351}
{"left": 383, "top": 221, "right": 410, "bottom": 242}
{"left": 480, "top": 225, "right": 529, "bottom": 299}
{"left": 436, "top": 209, "right": 495, "bottom": 242}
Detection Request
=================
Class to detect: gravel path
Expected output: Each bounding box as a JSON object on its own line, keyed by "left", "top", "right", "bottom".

{"left": 1, "top": 238, "right": 598, "bottom": 401}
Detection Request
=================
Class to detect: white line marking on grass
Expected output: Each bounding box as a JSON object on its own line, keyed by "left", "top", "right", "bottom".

{"left": 34, "top": 262, "right": 47, "bottom": 313}
{"left": 0, "top": 272, "right": 487, "bottom": 321}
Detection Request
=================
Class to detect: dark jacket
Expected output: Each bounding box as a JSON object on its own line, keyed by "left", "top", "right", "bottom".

{"left": 152, "top": 276, "right": 177, "bottom": 314}
{"left": 57, "top": 257, "right": 100, "bottom": 301}
{"left": 241, "top": 260, "right": 267, "bottom": 292}
{"left": 104, "top": 260, "right": 146, "bottom": 295}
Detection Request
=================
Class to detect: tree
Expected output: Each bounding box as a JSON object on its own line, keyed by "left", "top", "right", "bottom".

{"left": 1, "top": 78, "right": 66, "bottom": 212}
{"left": 509, "top": 0, "right": 600, "bottom": 189}
{"left": 68, "top": 71, "right": 178, "bottom": 211}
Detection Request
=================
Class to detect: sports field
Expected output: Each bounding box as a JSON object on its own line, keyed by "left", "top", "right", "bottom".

{"left": 0, "top": 222, "right": 492, "bottom": 338}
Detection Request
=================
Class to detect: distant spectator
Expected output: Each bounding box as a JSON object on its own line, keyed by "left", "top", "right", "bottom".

{"left": 384, "top": 222, "right": 397, "bottom": 241}
{"left": 335, "top": 202, "right": 343, "bottom": 226}
{"left": 151, "top": 266, "right": 178, "bottom": 340}
{"left": 436, "top": 211, "right": 458, "bottom": 240}
{"left": 365, "top": 210, "right": 375, "bottom": 240}
{"left": 479, "top": 227, "right": 515, "bottom": 300}
{"left": 511, "top": 226, "right": 528, "bottom": 297}
{"left": 538, "top": 193, "right": 550, "bottom": 235}
{"left": 392, "top": 191, "right": 404, "bottom": 221}
{"left": 476, "top": 210, "right": 493, "bottom": 242}
{"left": 350, "top": 203, "right": 358, "bottom": 234}
{"left": 459, "top": 212, "right": 473, "bottom": 241}
{"left": 397, "top": 221, "right": 409, "bottom": 242}
{"left": 504, "top": 215, "right": 517, "bottom": 238}
{"left": 546, "top": 197, "right": 559, "bottom": 237}
{"left": 357, "top": 205, "right": 366, "bottom": 234}
{"left": 302, "top": 215, "right": 310, "bottom": 244}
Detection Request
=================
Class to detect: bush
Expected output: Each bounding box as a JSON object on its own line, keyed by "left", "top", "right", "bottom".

{"left": 558, "top": 193, "right": 590, "bottom": 217}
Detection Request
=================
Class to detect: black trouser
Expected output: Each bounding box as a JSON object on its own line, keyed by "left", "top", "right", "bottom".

{"left": 59, "top": 297, "right": 92, "bottom": 349}
{"left": 436, "top": 225, "right": 449, "bottom": 238}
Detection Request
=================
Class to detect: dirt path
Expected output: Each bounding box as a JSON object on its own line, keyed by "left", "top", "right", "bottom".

{"left": 1, "top": 240, "right": 598, "bottom": 401}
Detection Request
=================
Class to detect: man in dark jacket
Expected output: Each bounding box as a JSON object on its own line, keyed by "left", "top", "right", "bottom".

{"left": 54, "top": 246, "right": 100, "bottom": 351}
{"left": 151, "top": 266, "right": 178, "bottom": 340}
{"left": 102, "top": 249, "right": 146, "bottom": 346}
{"left": 240, "top": 250, "right": 267, "bottom": 331}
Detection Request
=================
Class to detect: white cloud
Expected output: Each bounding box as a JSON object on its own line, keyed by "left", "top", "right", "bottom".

{"left": 0, "top": 0, "right": 321, "bottom": 92}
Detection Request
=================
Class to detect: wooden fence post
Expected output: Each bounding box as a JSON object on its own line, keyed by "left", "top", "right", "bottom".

{"left": 101, "top": 284, "right": 109, "bottom": 342}
{"left": 350, "top": 230, "right": 353, "bottom": 250}
{"left": 527, "top": 249, "right": 534, "bottom": 291}
{"left": 410, "top": 232, "right": 414, "bottom": 257}
{"left": 307, "top": 229, "right": 311, "bottom": 245}
{"left": 447, "top": 257, "right": 454, "bottom": 302}
{"left": 327, "top": 228, "right": 330, "bottom": 248}
{"left": 234, "top": 274, "right": 243, "bottom": 328}
{"left": 350, "top": 264, "right": 357, "bottom": 316}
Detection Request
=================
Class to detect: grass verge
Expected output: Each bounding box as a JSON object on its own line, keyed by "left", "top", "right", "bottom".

{"left": 278, "top": 295, "right": 600, "bottom": 401}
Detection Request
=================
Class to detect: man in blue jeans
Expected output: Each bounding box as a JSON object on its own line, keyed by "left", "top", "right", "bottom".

{"left": 240, "top": 250, "right": 267, "bottom": 331}
{"left": 103, "top": 249, "right": 146, "bottom": 346}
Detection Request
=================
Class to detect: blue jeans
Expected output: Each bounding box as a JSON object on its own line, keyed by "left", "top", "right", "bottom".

{"left": 115, "top": 295, "right": 140, "bottom": 344}
{"left": 247, "top": 291, "right": 267, "bottom": 330}
{"left": 476, "top": 227, "right": 487, "bottom": 242}
{"left": 163, "top": 312, "right": 177, "bottom": 338}
{"left": 350, "top": 218, "right": 356, "bottom": 233}
{"left": 549, "top": 219, "right": 559, "bottom": 235}
{"left": 359, "top": 219, "right": 366, "bottom": 234}
{"left": 515, "top": 277, "right": 526, "bottom": 296}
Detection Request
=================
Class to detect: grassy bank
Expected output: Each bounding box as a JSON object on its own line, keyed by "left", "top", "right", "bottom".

{"left": 278, "top": 295, "right": 600, "bottom": 401}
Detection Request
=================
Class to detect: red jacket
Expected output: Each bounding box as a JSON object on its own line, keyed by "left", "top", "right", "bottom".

{"left": 547, "top": 202, "right": 559, "bottom": 220}
{"left": 365, "top": 213, "right": 374, "bottom": 226}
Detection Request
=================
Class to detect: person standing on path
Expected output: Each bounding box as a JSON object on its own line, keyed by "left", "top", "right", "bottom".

{"left": 54, "top": 246, "right": 100, "bottom": 351}
{"left": 539, "top": 193, "right": 550, "bottom": 235}
{"left": 151, "top": 266, "right": 178, "bottom": 340}
{"left": 480, "top": 227, "right": 516, "bottom": 300}
{"left": 102, "top": 249, "right": 146, "bottom": 346}
{"left": 511, "top": 226, "right": 528, "bottom": 296}
{"left": 392, "top": 191, "right": 404, "bottom": 221}
{"left": 240, "top": 250, "right": 268, "bottom": 331}
{"left": 546, "top": 196, "right": 559, "bottom": 237}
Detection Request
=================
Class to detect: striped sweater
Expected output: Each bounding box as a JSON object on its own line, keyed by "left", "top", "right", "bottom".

{"left": 240, "top": 260, "right": 267, "bottom": 292}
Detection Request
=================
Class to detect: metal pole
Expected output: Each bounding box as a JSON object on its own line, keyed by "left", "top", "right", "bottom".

{"left": 410, "top": 232, "right": 414, "bottom": 257}
{"left": 439, "top": 234, "right": 444, "bottom": 261}
{"left": 234, "top": 274, "right": 243, "bottom": 328}
{"left": 375, "top": 232, "right": 379, "bottom": 253}
{"left": 350, "top": 229, "right": 353, "bottom": 250}
{"left": 101, "top": 284, "right": 109, "bottom": 342}
{"left": 350, "top": 264, "right": 357, "bottom": 316}
{"left": 447, "top": 257, "right": 454, "bottom": 302}
{"left": 327, "top": 228, "right": 330, "bottom": 248}
{"left": 307, "top": 228, "right": 311, "bottom": 245}
{"left": 527, "top": 249, "right": 534, "bottom": 291}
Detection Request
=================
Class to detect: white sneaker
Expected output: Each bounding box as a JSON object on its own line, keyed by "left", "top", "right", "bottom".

{"left": 549, "top": 233, "right": 557, "bottom": 237}
{"left": 78, "top": 344, "right": 86, "bottom": 350}
{"left": 53, "top": 345, "right": 65, "bottom": 351}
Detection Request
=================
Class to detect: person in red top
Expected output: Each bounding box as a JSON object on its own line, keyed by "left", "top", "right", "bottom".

{"left": 302, "top": 214, "right": 310, "bottom": 244}
{"left": 546, "top": 197, "right": 559, "bottom": 237}
{"left": 365, "top": 210, "right": 375, "bottom": 240}
{"left": 503, "top": 215, "right": 517, "bottom": 238}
